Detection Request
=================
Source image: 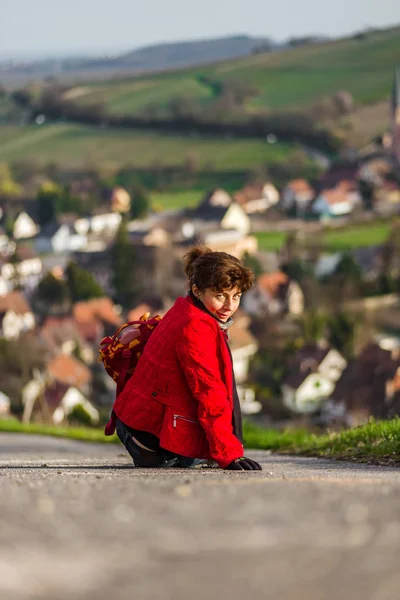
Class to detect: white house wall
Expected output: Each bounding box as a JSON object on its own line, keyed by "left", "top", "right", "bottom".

{"left": 295, "top": 374, "right": 334, "bottom": 413}
{"left": 13, "top": 214, "right": 39, "bottom": 240}
{"left": 318, "top": 350, "right": 347, "bottom": 383}
{"left": 2, "top": 310, "right": 23, "bottom": 340}
{"left": 221, "top": 204, "right": 251, "bottom": 235}
{"left": 231, "top": 344, "right": 258, "bottom": 383}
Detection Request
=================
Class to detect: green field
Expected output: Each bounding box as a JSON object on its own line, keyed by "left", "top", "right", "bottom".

{"left": 253, "top": 231, "right": 287, "bottom": 251}
{"left": 255, "top": 222, "right": 393, "bottom": 253}
{"left": 324, "top": 222, "right": 392, "bottom": 251}
{"left": 150, "top": 189, "right": 202, "bottom": 211}
{"left": 68, "top": 27, "right": 400, "bottom": 117}
{"left": 0, "top": 123, "right": 299, "bottom": 170}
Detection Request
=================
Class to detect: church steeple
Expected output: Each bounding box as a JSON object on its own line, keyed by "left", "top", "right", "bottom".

{"left": 392, "top": 67, "right": 400, "bottom": 164}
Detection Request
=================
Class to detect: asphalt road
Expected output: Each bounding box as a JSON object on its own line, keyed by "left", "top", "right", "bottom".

{"left": 1, "top": 433, "right": 400, "bottom": 600}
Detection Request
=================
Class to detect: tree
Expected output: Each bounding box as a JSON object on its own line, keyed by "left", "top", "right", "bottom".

{"left": 11, "top": 88, "right": 33, "bottom": 108}
{"left": 0, "top": 335, "right": 47, "bottom": 413}
{"left": 130, "top": 183, "right": 150, "bottom": 220}
{"left": 36, "top": 272, "right": 68, "bottom": 307}
{"left": 327, "top": 311, "right": 358, "bottom": 359}
{"left": 37, "top": 181, "right": 63, "bottom": 227}
{"left": 0, "top": 163, "right": 21, "bottom": 199}
{"left": 65, "top": 262, "right": 105, "bottom": 303}
{"left": 242, "top": 252, "right": 263, "bottom": 277}
{"left": 111, "top": 219, "right": 138, "bottom": 308}
{"left": 299, "top": 309, "right": 328, "bottom": 344}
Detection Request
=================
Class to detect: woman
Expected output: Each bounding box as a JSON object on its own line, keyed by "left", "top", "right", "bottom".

{"left": 113, "top": 246, "right": 262, "bottom": 471}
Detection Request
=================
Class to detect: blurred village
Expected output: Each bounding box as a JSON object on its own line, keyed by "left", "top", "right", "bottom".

{"left": 0, "top": 70, "right": 400, "bottom": 432}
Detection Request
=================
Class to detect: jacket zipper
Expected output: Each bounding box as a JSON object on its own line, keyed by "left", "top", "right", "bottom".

{"left": 173, "top": 414, "right": 198, "bottom": 428}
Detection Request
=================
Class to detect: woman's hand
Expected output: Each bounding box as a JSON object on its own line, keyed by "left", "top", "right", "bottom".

{"left": 225, "top": 457, "right": 262, "bottom": 470}
{"left": 119, "top": 326, "right": 140, "bottom": 345}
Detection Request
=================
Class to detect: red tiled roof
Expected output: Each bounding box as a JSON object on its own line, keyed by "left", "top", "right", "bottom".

{"left": 47, "top": 354, "right": 91, "bottom": 389}
{"left": 73, "top": 298, "right": 122, "bottom": 327}
{"left": 127, "top": 304, "right": 152, "bottom": 322}
{"left": 229, "top": 324, "right": 258, "bottom": 351}
{"left": 0, "top": 291, "right": 31, "bottom": 315}
{"left": 257, "top": 271, "right": 288, "bottom": 297}
{"left": 40, "top": 316, "right": 84, "bottom": 353}
{"left": 287, "top": 179, "right": 313, "bottom": 193}
{"left": 233, "top": 185, "right": 264, "bottom": 205}
{"left": 320, "top": 187, "right": 350, "bottom": 206}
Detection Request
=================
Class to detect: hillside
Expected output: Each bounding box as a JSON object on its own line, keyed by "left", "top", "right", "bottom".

{"left": 0, "top": 35, "right": 271, "bottom": 84}
{"left": 67, "top": 26, "right": 400, "bottom": 118}
{"left": 0, "top": 124, "right": 301, "bottom": 172}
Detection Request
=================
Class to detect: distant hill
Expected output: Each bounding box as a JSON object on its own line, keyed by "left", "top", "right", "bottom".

{"left": 0, "top": 35, "right": 274, "bottom": 83}
{"left": 115, "top": 35, "right": 274, "bottom": 70}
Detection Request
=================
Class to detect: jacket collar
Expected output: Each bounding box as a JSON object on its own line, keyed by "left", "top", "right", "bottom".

{"left": 187, "top": 292, "right": 234, "bottom": 333}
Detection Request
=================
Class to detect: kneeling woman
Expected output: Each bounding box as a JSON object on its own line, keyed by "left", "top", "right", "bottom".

{"left": 113, "top": 246, "right": 262, "bottom": 471}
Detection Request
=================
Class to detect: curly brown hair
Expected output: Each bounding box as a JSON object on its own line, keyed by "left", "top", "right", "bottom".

{"left": 183, "top": 246, "right": 255, "bottom": 293}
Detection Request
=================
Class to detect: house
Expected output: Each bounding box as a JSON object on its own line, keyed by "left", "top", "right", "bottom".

{"left": 73, "top": 297, "right": 122, "bottom": 342}
{"left": 0, "top": 248, "right": 42, "bottom": 294}
{"left": 229, "top": 312, "right": 262, "bottom": 415}
{"left": 242, "top": 271, "right": 304, "bottom": 317}
{"left": 110, "top": 186, "right": 131, "bottom": 214}
{"left": 0, "top": 226, "right": 9, "bottom": 251}
{"left": 12, "top": 211, "right": 39, "bottom": 240}
{"left": 282, "top": 344, "right": 347, "bottom": 414}
{"left": 281, "top": 179, "right": 315, "bottom": 216}
{"left": 189, "top": 189, "right": 251, "bottom": 235}
{"left": 75, "top": 211, "right": 122, "bottom": 236}
{"left": 181, "top": 228, "right": 258, "bottom": 260}
{"left": 24, "top": 378, "right": 99, "bottom": 425}
{"left": 374, "top": 179, "right": 400, "bottom": 215}
{"left": 351, "top": 245, "right": 385, "bottom": 281}
{"left": 35, "top": 221, "right": 87, "bottom": 254}
{"left": 129, "top": 226, "right": 171, "bottom": 248}
{"left": 312, "top": 180, "right": 361, "bottom": 219}
{"left": 0, "top": 391, "right": 11, "bottom": 416}
{"left": 44, "top": 382, "right": 99, "bottom": 425}
{"left": 322, "top": 344, "right": 400, "bottom": 427}
{"left": 40, "top": 316, "right": 93, "bottom": 363}
{"left": 73, "top": 249, "right": 113, "bottom": 295}
{"left": 314, "top": 253, "right": 343, "bottom": 279}
{"left": 47, "top": 353, "right": 92, "bottom": 392}
{"left": 233, "top": 183, "right": 280, "bottom": 214}
{"left": 0, "top": 291, "right": 35, "bottom": 340}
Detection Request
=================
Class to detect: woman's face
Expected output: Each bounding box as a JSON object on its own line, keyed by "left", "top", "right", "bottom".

{"left": 193, "top": 286, "right": 242, "bottom": 322}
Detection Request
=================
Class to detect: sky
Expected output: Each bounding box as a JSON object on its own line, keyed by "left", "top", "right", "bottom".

{"left": 1, "top": 0, "right": 400, "bottom": 59}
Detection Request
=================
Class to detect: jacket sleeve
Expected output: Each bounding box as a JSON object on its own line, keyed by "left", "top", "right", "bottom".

{"left": 176, "top": 319, "right": 244, "bottom": 468}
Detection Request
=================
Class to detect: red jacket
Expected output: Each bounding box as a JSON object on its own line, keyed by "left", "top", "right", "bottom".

{"left": 113, "top": 296, "right": 244, "bottom": 468}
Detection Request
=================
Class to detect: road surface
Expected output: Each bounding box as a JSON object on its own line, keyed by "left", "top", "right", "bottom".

{"left": 1, "top": 433, "right": 400, "bottom": 600}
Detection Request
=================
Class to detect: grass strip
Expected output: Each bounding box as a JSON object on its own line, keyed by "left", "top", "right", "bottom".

{"left": 2, "top": 417, "right": 400, "bottom": 466}
{"left": 0, "top": 419, "right": 118, "bottom": 444}
{"left": 244, "top": 418, "right": 400, "bottom": 465}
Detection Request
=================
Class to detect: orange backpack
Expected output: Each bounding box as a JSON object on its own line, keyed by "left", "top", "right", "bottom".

{"left": 98, "top": 312, "right": 162, "bottom": 397}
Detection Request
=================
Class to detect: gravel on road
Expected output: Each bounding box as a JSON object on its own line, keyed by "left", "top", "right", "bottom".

{"left": 1, "top": 433, "right": 400, "bottom": 600}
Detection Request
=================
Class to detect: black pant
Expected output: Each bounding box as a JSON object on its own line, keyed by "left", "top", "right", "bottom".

{"left": 115, "top": 418, "right": 199, "bottom": 468}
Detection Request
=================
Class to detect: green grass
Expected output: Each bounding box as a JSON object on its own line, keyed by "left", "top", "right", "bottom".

{"left": 151, "top": 189, "right": 202, "bottom": 211}
{"left": 323, "top": 222, "right": 392, "bottom": 251}
{"left": 0, "top": 123, "right": 296, "bottom": 170}
{"left": 68, "top": 26, "right": 400, "bottom": 117}
{"left": 255, "top": 222, "right": 393, "bottom": 253}
{"left": 0, "top": 418, "right": 118, "bottom": 443}
{"left": 254, "top": 231, "right": 289, "bottom": 251}
{"left": 244, "top": 418, "right": 400, "bottom": 465}
{"left": 3, "top": 417, "right": 400, "bottom": 465}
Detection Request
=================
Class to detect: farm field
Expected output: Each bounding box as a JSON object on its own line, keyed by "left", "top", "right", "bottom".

{"left": 68, "top": 26, "right": 400, "bottom": 116}
{"left": 0, "top": 124, "right": 297, "bottom": 170}
{"left": 254, "top": 221, "right": 393, "bottom": 253}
